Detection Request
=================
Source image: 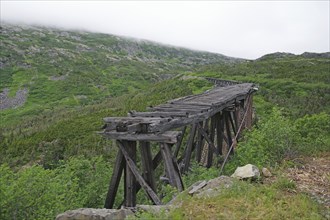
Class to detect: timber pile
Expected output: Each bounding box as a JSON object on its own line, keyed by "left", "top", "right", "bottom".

{"left": 99, "top": 80, "right": 257, "bottom": 209}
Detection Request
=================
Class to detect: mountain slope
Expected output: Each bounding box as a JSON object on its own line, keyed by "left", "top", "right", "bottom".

{"left": 0, "top": 23, "right": 240, "bottom": 123}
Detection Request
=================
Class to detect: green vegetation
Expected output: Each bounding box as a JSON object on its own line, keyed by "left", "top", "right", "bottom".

{"left": 0, "top": 23, "right": 329, "bottom": 219}
{"left": 162, "top": 181, "right": 323, "bottom": 220}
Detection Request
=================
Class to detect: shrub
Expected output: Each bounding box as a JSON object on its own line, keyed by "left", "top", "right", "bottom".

{"left": 225, "top": 108, "right": 298, "bottom": 174}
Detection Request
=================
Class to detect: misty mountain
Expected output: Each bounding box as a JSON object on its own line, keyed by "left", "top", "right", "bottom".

{"left": 0, "top": 23, "right": 243, "bottom": 115}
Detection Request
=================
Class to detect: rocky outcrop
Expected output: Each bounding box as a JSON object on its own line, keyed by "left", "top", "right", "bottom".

{"left": 0, "top": 88, "right": 28, "bottom": 110}
{"left": 56, "top": 208, "right": 133, "bottom": 220}
{"left": 231, "top": 164, "right": 260, "bottom": 180}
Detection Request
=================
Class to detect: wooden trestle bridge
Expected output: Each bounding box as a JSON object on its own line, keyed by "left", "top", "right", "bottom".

{"left": 99, "top": 79, "right": 257, "bottom": 209}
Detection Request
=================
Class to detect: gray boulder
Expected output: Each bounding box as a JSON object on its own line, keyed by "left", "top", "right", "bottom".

{"left": 231, "top": 164, "right": 260, "bottom": 179}
{"left": 56, "top": 208, "right": 133, "bottom": 220}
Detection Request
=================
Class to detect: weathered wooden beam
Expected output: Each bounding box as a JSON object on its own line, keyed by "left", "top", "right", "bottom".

{"left": 149, "top": 107, "right": 207, "bottom": 114}
{"left": 195, "top": 121, "right": 204, "bottom": 163}
{"left": 148, "top": 101, "right": 236, "bottom": 133}
{"left": 207, "top": 115, "right": 217, "bottom": 167}
{"left": 224, "top": 112, "right": 233, "bottom": 155}
{"left": 117, "top": 140, "right": 162, "bottom": 206}
{"left": 101, "top": 131, "right": 181, "bottom": 144}
{"left": 234, "top": 103, "right": 241, "bottom": 138}
{"left": 216, "top": 112, "right": 225, "bottom": 156}
{"left": 139, "top": 141, "right": 157, "bottom": 193}
{"left": 229, "top": 112, "right": 237, "bottom": 136}
{"left": 182, "top": 124, "right": 197, "bottom": 173}
{"left": 123, "top": 141, "right": 137, "bottom": 207}
{"left": 103, "top": 117, "right": 167, "bottom": 124}
{"left": 196, "top": 123, "right": 217, "bottom": 154}
{"left": 156, "top": 103, "right": 211, "bottom": 111}
{"left": 104, "top": 150, "right": 125, "bottom": 209}
{"left": 129, "top": 111, "right": 188, "bottom": 118}
{"left": 174, "top": 126, "right": 186, "bottom": 158}
{"left": 160, "top": 143, "right": 184, "bottom": 191}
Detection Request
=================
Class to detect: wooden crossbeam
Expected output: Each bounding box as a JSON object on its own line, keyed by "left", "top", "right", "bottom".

{"left": 101, "top": 131, "right": 180, "bottom": 144}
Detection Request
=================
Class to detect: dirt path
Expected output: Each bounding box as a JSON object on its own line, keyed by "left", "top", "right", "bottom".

{"left": 285, "top": 153, "right": 330, "bottom": 210}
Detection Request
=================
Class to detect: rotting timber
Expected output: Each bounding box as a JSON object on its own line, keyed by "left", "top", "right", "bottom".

{"left": 99, "top": 79, "right": 258, "bottom": 209}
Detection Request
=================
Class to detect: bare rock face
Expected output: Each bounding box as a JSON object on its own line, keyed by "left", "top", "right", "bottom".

{"left": 56, "top": 208, "right": 133, "bottom": 220}
{"left": 231, "top": 164, "right": 260, "bottom": 180}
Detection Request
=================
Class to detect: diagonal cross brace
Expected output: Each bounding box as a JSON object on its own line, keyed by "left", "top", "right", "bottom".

{"left": 117, "top": 140, "right": 162, "bottom": 205}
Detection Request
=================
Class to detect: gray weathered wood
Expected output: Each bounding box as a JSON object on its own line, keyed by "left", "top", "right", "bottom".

{"left": 101, "top": 131, "right": 181, "bottom": 144}
{"left": 216, "top": 113, "right": 225, "bottom": 155}
{"left": 104, "top": 150, "right": 125, "bottom": 209}
{"left": 182, "top": 124, "right": 197, "bottom": 173}
{"left": 117, "top": 140, "right": 162, "bottom": 206}
{"left": 195, "top": 121, "right": 204, "bottom": 163}
{"left": 224, "top": 112, "right": 233, "bottom": 155}
{"left": 139, "top": 141, "right": 157, "bottom": 192}
{"left": 123, "top": 141, "right": 137, "bottom": 207}
{"left": 174, "top": 126, "right": 186, "bottom": 158}
{"left": 129, "top": 111, "right": 188, "bottom": 118}
{"left": 160, "top": 143, "right": 184, "bottom": 191}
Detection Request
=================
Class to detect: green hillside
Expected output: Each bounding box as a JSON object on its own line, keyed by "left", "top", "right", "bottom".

{"left": 0, "top": 23, "right": 329, "bottom": 219}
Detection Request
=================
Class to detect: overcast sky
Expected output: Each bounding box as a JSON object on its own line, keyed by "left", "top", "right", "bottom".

{"left": 1, "top": 1, "right": 329, "bottom": 59}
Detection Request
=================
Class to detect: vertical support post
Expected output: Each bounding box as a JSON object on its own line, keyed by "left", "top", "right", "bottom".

{"left": 123, "top": 141, "right": 137, "bottom": 208}
{"left": 224, "top": 111, "right": 233, "bottom": 155}
{"left": 207, "top": 115, "right": 216, "bottom": 168}
{"left": 104, "top": 150, "right": 125, "bottom": 209}
{"left": 234, "top": 102, "right": 241, "bottom": 138}
{"left": 139, "top": 141, "right": 157, "bottom": 192}
{"left": 174, "top": 126, "right": 186, "bottom": 158}
{"left": 160, "top": 143, "right": 184, "bottom": 191}
{"left": 246, "top": 95, "right": 253, "bottom": 129}
{"left": 216, "top": 112, "right": 224, "bottom": 156}
{"left": 182, "top": 123, "right": 197, "bottom": 173}
{"left": 195, "top": 121, "right": 204, "bottom": 163}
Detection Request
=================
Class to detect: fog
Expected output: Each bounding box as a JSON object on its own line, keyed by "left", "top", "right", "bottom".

{"left": 1, "top": 1, "right": 329, "bottom": 59}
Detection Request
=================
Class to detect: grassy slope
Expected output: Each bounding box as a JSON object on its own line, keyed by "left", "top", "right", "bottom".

{"left": 0, "top": 23, "right": 235, "bottom": 127}
{"left": 0, "top": 24, "right": 329, "bottom": 219}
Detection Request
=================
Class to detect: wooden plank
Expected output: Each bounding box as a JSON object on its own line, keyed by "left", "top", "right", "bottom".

{"left": 182, "top": 124, "right": 197, "bottom": 173}
{"left": 156, "top": 103, "right": 211, "bottom": 111}
{"left": 104, "top": 150, "right": 125, "bottom": 209}
{"left": 148, "top": 101, "right": 236, "bottom": 133}
{"left": 123, "top": 141, "right": 137, "bottom": 207}
{"left": 101, "top": 131, "right": 181, "bottom": 144}
{"left": 118, "top": 140, "right": 162, "bottom": 206}
{"left": 129, "top": 111, "right": 188, "bottom": 118}
{"left": 149, "top": 106, "right": 207, "bottom": 114}
{"left": 103, "top": 117, "right": 167, "bottom": 123}
{"left": 160, "top": 143, "right": 184, "bottom": 191}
